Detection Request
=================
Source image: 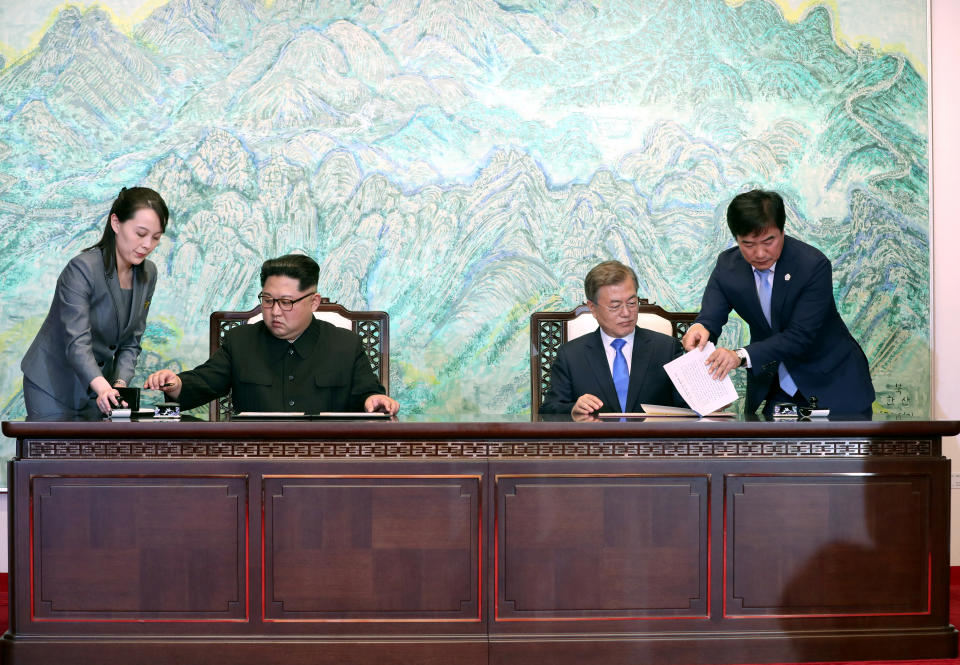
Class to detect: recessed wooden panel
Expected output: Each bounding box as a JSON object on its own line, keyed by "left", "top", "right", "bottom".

{"left": 496, "top": 475, "right": 709, "bottom": 619}
{"left": 263, "top": 476, "right": 480, "bottom": 621}
{"left": 726, "top": 474, "right": 930, "bottom": 616}
{"left": 32, "top": 476, "right": 248, "bottom": 620}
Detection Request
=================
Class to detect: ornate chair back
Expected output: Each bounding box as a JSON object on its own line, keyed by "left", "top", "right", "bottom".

{"left": 529, "top": 299, "right": 697, "bottom": 418}
{"left": 208, "top": 298, "right": 389, "bottom": 420}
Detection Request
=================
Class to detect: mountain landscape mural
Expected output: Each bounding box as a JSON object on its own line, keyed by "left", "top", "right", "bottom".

{"left": 0, "top": 0, "right": 930, "bottom": 447}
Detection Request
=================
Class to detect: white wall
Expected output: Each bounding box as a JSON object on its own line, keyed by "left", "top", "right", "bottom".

{"left": 931, "top": 0, "right": 960, "bottom": 564}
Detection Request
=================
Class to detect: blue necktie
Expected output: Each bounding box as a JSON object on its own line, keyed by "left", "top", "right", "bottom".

{"left": 756, "top": 269, "right": 799, "bottom": 397}
{"left": 611, "top": 338, "right": 629, "bottom": 412}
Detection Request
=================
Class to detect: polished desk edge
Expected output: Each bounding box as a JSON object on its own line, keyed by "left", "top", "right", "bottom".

{"left": 3, "top": 418, "right": 959, "bottom": 441}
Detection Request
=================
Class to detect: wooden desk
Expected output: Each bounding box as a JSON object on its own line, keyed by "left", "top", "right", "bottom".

{"left": 2, "top": 417, "right": 958, "bottom": 665}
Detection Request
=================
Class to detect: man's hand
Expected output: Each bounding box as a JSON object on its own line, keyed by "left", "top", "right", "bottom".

{"left": 365, "top": 394, "right": 399, "bottom": 415}
{"left": 704, "top": 346, "right": 740, "bottom": 380}
{"left": 571, "top": 411, "right": 601, "bottom": 423}
{"left": 143, "top": 369, "right": 182, "bottom": 399}
{"left": 682, "top": 323, "right": 711, "bottom": 351}
{"left": 571, "top": 394, "right": 603, "bottom": 417}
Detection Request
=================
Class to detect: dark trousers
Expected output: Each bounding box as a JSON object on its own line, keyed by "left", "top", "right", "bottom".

{"left": 761, "top": 379, "right": 809, "bottom": 418}
{"left": 760, "top": 379, "right": 873, "bottom": 419}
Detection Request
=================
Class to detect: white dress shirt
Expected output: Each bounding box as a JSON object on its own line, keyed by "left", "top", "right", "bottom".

{"left": 739, "top": 261, "right": 778, "bottom": 369}
{"left": 599, "top": 328, "right": 635, "bottom": 375}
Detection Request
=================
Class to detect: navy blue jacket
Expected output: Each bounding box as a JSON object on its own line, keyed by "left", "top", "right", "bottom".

{"left": 695, "top": 235, "right": 874, "bottom": 414}
{"left": 540, "top": 327, "right": 685, "bottom": 414}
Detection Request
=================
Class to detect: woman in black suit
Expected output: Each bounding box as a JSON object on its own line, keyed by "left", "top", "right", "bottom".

{"left": 21, "top": 187, "right": 170, "bottom": 419}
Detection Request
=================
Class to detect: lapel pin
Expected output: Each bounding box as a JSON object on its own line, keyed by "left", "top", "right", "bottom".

{"left": 784, "top": 274, "right": 791, "bottom": 281}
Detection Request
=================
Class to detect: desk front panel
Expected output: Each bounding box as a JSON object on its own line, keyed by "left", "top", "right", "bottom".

{"left": 2, "top": 420, "right": 955, "bottom": 664}
{"left": 11, "top": 458, "right": 488, "bottom": 641}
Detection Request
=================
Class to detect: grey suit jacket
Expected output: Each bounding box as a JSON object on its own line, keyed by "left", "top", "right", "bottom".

{"left": 21, "top": 248, "right": 158, "bottom": 415}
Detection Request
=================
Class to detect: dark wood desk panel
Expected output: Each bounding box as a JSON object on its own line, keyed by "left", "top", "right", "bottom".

{"left": 263, "top": 475, "right": 480, "bottom": 621}
{"left": 2, "top": 418, "right": 957, "bottom": 665}
{"left": 496, "top": 473, "right": 707, "bottom": 619}
{"left": 726, "top": 472, "right": 930, "bottom": 616}
{"left": 33, "top": 475, "right": 247, "bottom": 621}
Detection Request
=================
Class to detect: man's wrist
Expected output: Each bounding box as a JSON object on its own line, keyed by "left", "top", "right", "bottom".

{"left": 735, "top": 348, "right": 749, "bottom": 368}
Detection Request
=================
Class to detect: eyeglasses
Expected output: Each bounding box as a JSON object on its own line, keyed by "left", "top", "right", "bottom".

{"left": 258, "top": 292, "right": 315, "bottom": 311}
{"left": 596, "top": 298, "right": 640, "bottom": 313}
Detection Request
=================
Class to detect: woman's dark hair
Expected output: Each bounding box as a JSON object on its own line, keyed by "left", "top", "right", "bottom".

{"left": 86, "top": 187, "right": 169, "bottom": 281}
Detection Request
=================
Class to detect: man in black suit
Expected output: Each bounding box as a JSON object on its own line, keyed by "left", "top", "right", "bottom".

{"left": 144, "top": 254, "right": 398, "bottom": 415}
{"left": 539, "top": 260, "right": 685, "bottom": 417}
{"left": 682, "top": 189, "right": 874, "bottom": 416}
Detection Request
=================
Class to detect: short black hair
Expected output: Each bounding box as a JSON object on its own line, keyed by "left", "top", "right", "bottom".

{"left": 584, "top": 260, "right": 639, "bottom": 303}
{"left": 260, "top": 254, "right": 320, "bottom": 291}
{"left": 726, "top": 189, "right": 785, "bottom": 237}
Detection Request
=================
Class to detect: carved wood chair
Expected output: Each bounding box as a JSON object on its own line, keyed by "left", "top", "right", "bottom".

{"left": 208, "top": 298, "right": 389, "bottom": 420}
{"left": 530, "top": 299, "right": 698, "bottom": 418}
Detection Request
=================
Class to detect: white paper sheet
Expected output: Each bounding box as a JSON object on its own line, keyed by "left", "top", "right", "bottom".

{"left": 663, "top": 342, "right": 739, "bottom": 416}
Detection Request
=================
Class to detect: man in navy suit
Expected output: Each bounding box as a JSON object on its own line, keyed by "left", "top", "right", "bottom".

{"left": 682, "top": 190, "right": 874, "bottom": 416}
{"left": 540, "top": 260, "right": 685, "bottom": 418}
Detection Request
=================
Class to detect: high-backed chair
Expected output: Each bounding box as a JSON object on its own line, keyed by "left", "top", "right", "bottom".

{"left": 530, "top": 299, "right": 697, "bottom": 418}
{"left": 207, "top": 297, "right": 389, "bottom": 420}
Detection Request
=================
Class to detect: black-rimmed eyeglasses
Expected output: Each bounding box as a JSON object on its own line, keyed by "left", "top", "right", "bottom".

{"left": 258, "top": 292, "right": 315, "bottom": 311}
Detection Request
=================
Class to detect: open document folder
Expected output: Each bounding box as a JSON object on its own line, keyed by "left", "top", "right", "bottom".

{"left": 661, "top": 341, "right": 739, "bottom": 416}
{"left": 596, "top": 404, "right": 735, "bottom": 418}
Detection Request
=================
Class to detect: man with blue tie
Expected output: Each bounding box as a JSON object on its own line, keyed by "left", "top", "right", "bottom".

{"left": 682, "top": 189, "right": 875, "bottom": 416}
{"left": 539, "top": 261, "right": 685, "bottom": 417}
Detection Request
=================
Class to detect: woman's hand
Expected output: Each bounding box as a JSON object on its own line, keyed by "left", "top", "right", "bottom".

{"left": 90, "top": 376, "right": 121, "bottom": 415}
